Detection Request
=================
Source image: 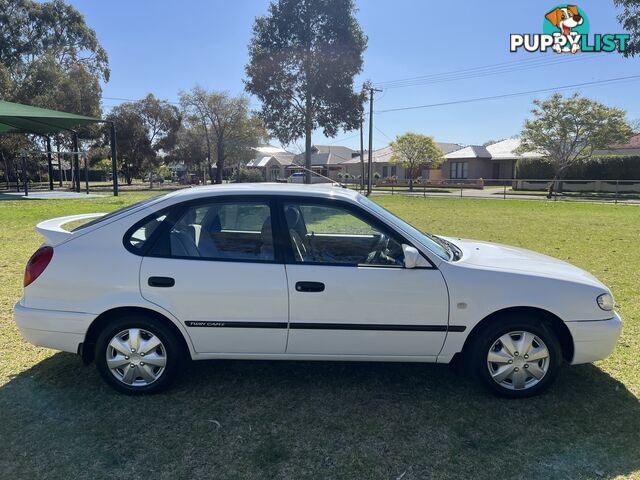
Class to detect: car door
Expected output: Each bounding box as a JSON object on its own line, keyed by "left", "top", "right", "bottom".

{"left": 135, "top": 196, "right": 289, "bottom": 354}
{"left": 279, "top": 198, "right": 450, "bottom": 358}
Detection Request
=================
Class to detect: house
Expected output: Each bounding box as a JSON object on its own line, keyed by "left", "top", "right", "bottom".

{"left": 593, "top": 134, "right": 640, "bottom": 156}
{"left": 246, "top": 145, "right": 295, "bottom": 181}
{"left": 341, "top": 142, "right": 463, "bottom": 181}
{"left": 291, "top": 145, "right": 355, "bottom": 181}
{"left": 442, "top": 138, "right": 545, "bottom": 180}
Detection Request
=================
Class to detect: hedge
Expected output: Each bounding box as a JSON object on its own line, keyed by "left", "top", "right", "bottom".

{"left": 515, "top": 156, "right": 640, "bottom": 180}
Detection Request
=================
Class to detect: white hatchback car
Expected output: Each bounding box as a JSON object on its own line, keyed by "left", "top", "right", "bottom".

{"left": 15, "top": 184, "right": 621, "bottom": 397}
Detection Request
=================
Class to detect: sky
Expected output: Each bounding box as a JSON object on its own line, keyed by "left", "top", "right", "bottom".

{"left": 67, "top": 0, "right": 640, "bottom": 151}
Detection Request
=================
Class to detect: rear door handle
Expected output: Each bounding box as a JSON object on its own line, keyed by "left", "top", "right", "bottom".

{"left": 295, "top": 281, "right": 325, "bottom": 293}
{"left": 148, "top": 276, "right": 175, "bottom": 288}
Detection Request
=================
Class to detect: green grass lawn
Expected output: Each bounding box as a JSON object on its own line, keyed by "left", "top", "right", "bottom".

{"left": 1, "top": 192, "right": 639, "bottom": 480}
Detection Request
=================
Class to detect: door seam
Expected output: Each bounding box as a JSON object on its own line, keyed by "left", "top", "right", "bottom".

{"left": 284, "top": 263, "right": 291, "bottom": 352}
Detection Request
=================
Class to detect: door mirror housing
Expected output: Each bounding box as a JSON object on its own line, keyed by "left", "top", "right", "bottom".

{"left": 402, "top": 244, "right": 420, "bottom": 269}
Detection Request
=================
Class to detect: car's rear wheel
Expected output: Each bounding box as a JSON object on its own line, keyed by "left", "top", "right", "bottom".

{"left": 467, "top": 314, "right": 562, "bottom": 398}
{"left": 95, "top": 315, "right": 183, "bottom": 394}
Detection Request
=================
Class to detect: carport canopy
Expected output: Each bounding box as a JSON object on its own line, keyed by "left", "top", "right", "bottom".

{"left": 0, "top": 100, "right": 103, "bottom": 134}
{"left": 0, "top": 100, "right": 118, "bottom": 195}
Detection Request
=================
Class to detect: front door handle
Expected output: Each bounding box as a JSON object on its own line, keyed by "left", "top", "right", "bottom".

{"left": 295, "top": 281, "right": 325, "bottom": 293}
{"left": 148, "top": 276, "right": 175, "bottom": 288}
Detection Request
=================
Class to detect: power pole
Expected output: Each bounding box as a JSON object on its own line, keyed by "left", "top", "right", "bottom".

{"left": 359, "top": 114, "right": 364, "bottom": 191}
{"left": 366, "top": 86, "right": 382, "bottom": 196}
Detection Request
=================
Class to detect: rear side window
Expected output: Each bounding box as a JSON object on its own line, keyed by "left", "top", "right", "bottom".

{"left": 127, "top": 213, "right": 167, "bottom": 251}
{"left": 146, "top": 201, "right": 275, "bottom": 262}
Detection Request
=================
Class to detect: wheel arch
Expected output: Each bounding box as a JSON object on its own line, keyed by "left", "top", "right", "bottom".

{"left": 80, "top": 306, "right": 192, "bottom": 364}
{"left": 459, "top": 306, "right": 574, "bottom": 363}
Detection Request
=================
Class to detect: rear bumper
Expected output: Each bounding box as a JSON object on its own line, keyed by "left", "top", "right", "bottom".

{"left": 566, "top": 313, "right": 622, "bottom": 365}
{"left": 13, "top": 301, "right": 95, "bottom": 354}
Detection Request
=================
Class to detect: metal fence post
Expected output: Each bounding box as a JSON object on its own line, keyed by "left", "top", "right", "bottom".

{"left": 84, "top": 156, "right": 89, "bottom": 194}
{"left": 460, "top": 186, "right": 463, "bottom": 198}
{"left": 423, "top": 183, "right": 426, "bottom": 198}
{"left": 615, "top": 180, "right": 619, "bottom": 205}
{"left": 22, "top": 154, "right": 28, "bottom": 197}
{"left": 503, "top": 183, "right": 507, "bottom": 200}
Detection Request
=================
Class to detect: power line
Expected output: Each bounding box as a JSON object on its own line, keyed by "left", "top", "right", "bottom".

{"left": 374, "top": 54, "right": 606, "bottom": 88}
{"left": 374, "top": 126, "right": 393, "bottom": 142}
{"left": 375, "top": 75, "right": 640, "bottom": 114}
{"left": 376, "top": 54, "right": 606, "bottom": 88}
{"left": 376, "top": 55, "right": 551, "bottom": 85}
{"left": 327, "top": 132, "right": 360, "bottom": 144}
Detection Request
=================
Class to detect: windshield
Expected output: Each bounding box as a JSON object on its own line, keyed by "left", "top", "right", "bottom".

{"left": 358, "top": 196, "right": 451, "bottom": 261}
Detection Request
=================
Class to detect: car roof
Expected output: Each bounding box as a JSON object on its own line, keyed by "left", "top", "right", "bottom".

{"left": 166, "top": 182, "right": 363, "bottom": 202}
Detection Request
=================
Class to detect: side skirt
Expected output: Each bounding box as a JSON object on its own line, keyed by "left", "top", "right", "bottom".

{"left": 190, "top": 352, "right": 442, "bottom": 363}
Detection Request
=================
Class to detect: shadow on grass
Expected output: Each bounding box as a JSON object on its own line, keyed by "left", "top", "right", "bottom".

{"left": 0, "top": 192, "right": 36, "bottom": 201}
{"left": 1, "top": 354, "right": 639, "bottom": 479}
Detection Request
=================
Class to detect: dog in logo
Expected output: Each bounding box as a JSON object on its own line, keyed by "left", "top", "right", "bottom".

{"left": 545, "top": 5, "right": 584, "bottom": 53}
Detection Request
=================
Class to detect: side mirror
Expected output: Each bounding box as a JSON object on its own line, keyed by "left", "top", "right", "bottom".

{"left": 402, "top": 244, "right": 420, "bottom": 269}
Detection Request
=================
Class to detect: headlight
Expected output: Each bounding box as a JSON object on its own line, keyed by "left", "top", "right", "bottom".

{"left": 597, "top": 293, "right": 615, "bottom": 311}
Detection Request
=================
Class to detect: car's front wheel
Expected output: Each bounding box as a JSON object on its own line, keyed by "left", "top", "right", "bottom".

{"left": 95, "top": 315, "right": 184, "bottom": 394}
{"left": 468, "top": 315, "right": 562, "bottom": 398}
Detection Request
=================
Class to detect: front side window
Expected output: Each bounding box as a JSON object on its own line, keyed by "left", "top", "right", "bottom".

{"left": 357, "top": 195, "right": 450, "bottom": 261}
{"left": 283, "top": 202, "right": 404, "bottom": 266}
{"left": 151, "top": 201, "right": 274, "bottom": 261}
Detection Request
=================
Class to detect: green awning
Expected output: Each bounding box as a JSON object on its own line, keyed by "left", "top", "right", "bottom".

{"left": 0, "top": 100, "right": 105, "bottom": 135}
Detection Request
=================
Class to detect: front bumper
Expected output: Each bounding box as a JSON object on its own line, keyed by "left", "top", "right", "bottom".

{"left": 566, "top": 312, "right": 622, "bottom": 364}
{"left": 13, "top": 301, "right": 95, "bottom": 354}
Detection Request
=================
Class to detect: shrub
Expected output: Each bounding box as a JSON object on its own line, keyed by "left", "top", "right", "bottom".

{"left": 232, "top": 167, "right": 264, "bottom": 183}
{"left": 516, "top": 156, "right": 640, "bottom": 180}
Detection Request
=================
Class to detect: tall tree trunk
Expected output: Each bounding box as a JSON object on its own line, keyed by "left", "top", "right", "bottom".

{"left": 408, "top": 165, "right": 414, "bottom": 192}
{"left": 215, "top": 135, "right": 224, "bottom": 184}
{"left": 202, "top": 121, "right": 213, "bottom": 184}
{"left": 548, "top": 166, "right": 567, "bottom": 198}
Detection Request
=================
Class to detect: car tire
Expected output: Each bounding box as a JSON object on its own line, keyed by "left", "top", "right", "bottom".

{"left": 467, "top": 313, "right": 562, "bottom": 398}
{"left": 94, "top": 315, "right": 184, "bottom": 395}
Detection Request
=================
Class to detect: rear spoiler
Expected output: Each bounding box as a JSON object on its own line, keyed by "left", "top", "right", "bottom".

{"left": 36, "top": 213, "right": 106, "bottom": 245}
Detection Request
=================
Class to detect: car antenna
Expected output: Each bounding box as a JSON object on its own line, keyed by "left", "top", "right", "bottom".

{"left": 291, "top": 162, "right": 348, "bottom": 188}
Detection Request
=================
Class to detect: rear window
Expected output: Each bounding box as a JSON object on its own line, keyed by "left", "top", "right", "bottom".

{"left": 72, "top": 196, "right": 163, "bottom": 232}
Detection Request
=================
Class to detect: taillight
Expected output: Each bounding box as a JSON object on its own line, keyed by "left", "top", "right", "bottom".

{"left": 24, "top": 246, "right": 54, "bottom": 287}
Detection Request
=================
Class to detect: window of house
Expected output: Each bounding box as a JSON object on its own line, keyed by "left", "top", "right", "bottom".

{"left": 150, "top": 201, "right": 274, "bottom": 262}
{"left": 450, "top": 162, "right": 468, "bottom": 179}
{"left": 270, "top": 167, "right": 279, "bottom": 181}
{"left": 382, "top": 166, "right": 388, "bottom": 177}
{"left": 283, "top": 202, "right": 404, "bottom": 266}
{"left": 390, "top": 166, "right": 397, "bottom": 177}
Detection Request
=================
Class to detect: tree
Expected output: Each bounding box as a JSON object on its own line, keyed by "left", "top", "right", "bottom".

{"left": 168, "top": 124, "right": 210, "bottom": 179}
{"left": 518, "top": 93, "right": 633, "bottom": 197}
{"left": 0, "top": 0, "right": 109, "bottom": 83}
{"left": 0, "top": 0, "right": 108, "bottom": 113}
{"left": 105, "top": 95, "right": 180, "bottom": 184}
{"left": 614, "top": 0, "right": 640, "bottom": 57}
{"left": 245, "top": 0, "right": 367, "bottom": 183}
{"left": 0, "top": 0, "right": 109, "bottom": 165}
{"left": 180, "top": 87, "right": 266, "bottom": 184}
{"left": 390, "top": 133, "right": 444, "bottom": 191}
